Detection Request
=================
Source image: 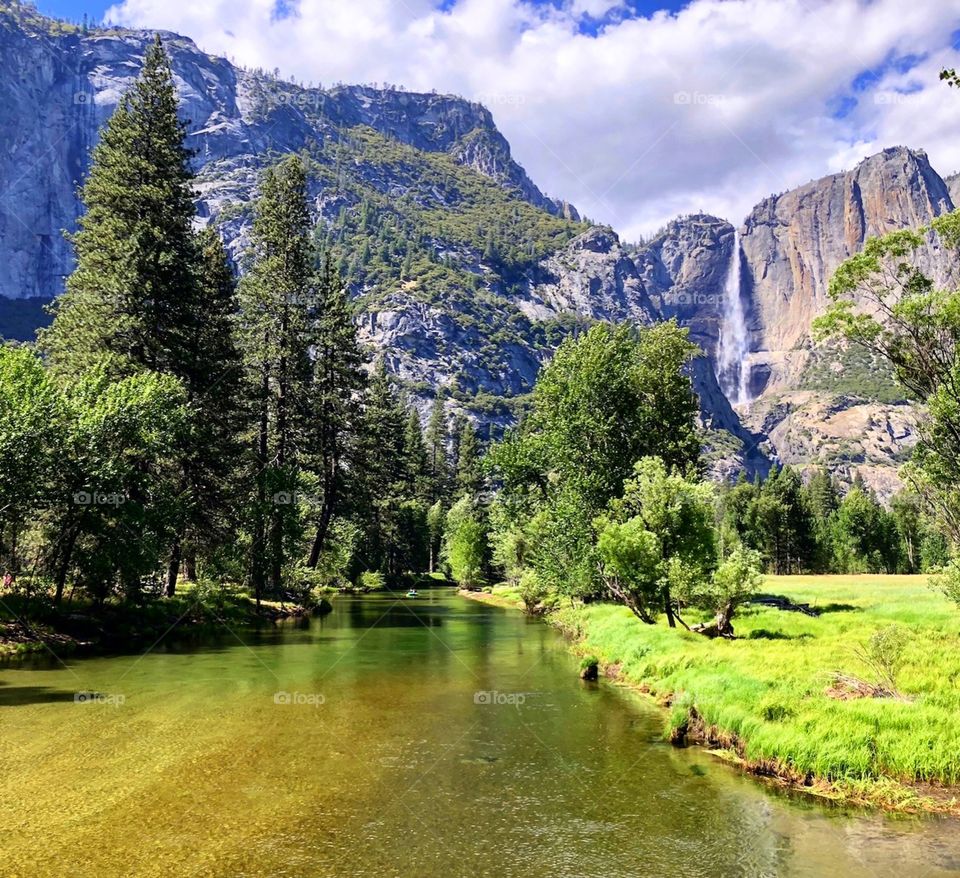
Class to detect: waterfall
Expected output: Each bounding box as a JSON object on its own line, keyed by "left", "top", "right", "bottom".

{"left": 716, "top": 231, "right": 750, "bottom": 405}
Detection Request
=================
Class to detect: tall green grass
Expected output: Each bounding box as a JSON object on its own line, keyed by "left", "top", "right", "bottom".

{"left": 553, "top": 575, "right": 960, "bottom": 786}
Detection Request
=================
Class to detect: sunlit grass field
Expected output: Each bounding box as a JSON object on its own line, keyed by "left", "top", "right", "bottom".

{"left": 544, "top": 576, "right": 960, "bottom": 791}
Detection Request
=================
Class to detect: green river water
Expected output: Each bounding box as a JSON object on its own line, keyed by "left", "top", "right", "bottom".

{"left": 2, "top": 588, "right": 959, "bottom": 877}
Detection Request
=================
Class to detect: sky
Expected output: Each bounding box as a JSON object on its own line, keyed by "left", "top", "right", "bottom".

{"left": 33, "top": 0, "right": 960, "bottom": 240}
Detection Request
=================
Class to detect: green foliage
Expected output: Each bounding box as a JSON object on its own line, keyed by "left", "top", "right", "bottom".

{"left": 814, "top": 212, "right": 960, "bottom": 543}
{"left": 691, "top": 544, "right": 764, "bottom": 634}
{"left": 517, "top": 568, "right": 550, "bottom": 613}
{"left": 0, "top": 346, "right": 61, "bottom": 570}
{"left": 833, "top": 481, "right": 900, "bottom": 574}
{"left": 714, "top": 465, "right": 928, "bottom": 577}
{"left": 303, "top": 255, "right": 367, "bottom": 571}
{"left": 856, "top": 624, "right": 910, "bottom": 692}
{"left": 798, "top": 341, "right": 907, "bottom": 404}
{"left": 597, "top": 457, "right": 716, "bottom": 624}
{"left": 442, "top": 496, "right": 488, "bottom": 588}
{"left": 40, "top": 37, "right": 246, "bottom": 599}
{"left": 357, "top": 570, "right": 386, "bottom": 592}
{"left": 43, "top": 36, "right": 198, "bottom": 380}
{"left": 239, "top": 154, "right": 318, "bottom": 599}
{"left": 49, "top": 365, "right": 190, "bottom": 603}
{"left": 488, "top": 321, "right": 702, "bottom": 599}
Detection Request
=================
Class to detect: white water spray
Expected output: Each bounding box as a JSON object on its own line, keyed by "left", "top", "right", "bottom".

{"left": 716, "top": 231, "right": 750, "bottom": 406}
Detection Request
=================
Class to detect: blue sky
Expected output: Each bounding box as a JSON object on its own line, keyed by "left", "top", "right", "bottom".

{"left": 36, "top": 0, "right": 108, "bottom": 19}
{"left": 37, "top": 0, "right": 692, "bottom": 24}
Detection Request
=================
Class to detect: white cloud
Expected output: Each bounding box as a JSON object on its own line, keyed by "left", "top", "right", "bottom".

{"left": 106, "top": 0, "right": 960, "bottom": 239}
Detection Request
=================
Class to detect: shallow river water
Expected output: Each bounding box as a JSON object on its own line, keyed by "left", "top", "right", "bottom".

{"left": 2, "top": 588, "right": 960, "bottom": 877}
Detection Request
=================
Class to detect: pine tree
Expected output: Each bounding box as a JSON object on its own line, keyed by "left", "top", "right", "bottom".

{"left": 356, "top": 358, "right": 409, "bottom": 573}
{"left": 238, "top": 155, "right": 315, "bottom": 600}
{"left": 305, "top": 256, "right": 366, "bottom": 569}
{"left": 455, "top": 417, "right": 482, "bottom": 497}
{"left": 403, "top": 407, "right": 430, "bottom": 501}
{"left": 173, "top": 228, "right": 246, "bottom": 588}
{"left": 44, "top": 35, "right": 197, "bottom": 380}
{"left": 802, "top": 467, "right": 839, "bottom": 572}
{"left": 42, "top": 37, "right": 245, "bottom": 596}
{"left": 424, "top": 392, "right": 451, "bottom": 504}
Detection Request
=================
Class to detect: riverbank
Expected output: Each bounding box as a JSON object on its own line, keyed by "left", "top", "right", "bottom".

{"left": 462, "top": 576, "right": 960, "bottom": 815}
{"left": 0, "top": 584, "right": 314, "bottom": 659}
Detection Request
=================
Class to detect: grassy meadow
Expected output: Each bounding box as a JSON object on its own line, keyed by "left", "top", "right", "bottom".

{"left": 477, "top": 575, "right": 960, "bottom": 809}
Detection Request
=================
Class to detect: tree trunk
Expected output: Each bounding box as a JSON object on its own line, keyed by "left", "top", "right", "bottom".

{"left": 307, "top": 451, "right": 337, "bottom": 569}
{"left": 604, "top": 576, "right": 655, "bottom": 624}
{"left": 692, "top": 601, "right": 736, "bottom": 638}
{"left": 184, "top": 551, "right": 197, "bottom": 582}
{"left": 664, "top": 589, "right": 676, "bottom": 628}
{"left": 53, "top": 526, "right": 79, "bottom": 606}
{"left": 164, "top": 537, "right": 181, "bottom": 597}
{"left": 251, "top": 360, "right": 270, "bottom": 610}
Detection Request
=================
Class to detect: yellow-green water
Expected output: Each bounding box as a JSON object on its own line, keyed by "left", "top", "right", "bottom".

{"left": 2, "top": 588, "right": 959, "bottom": 877}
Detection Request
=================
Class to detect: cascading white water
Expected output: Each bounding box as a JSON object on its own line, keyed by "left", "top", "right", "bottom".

{"left": 716, "top": 231, "right": 750, "bottom": 406}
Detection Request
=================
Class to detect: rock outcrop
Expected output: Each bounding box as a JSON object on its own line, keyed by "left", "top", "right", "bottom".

{"left": 741, "top": 147, "right": 953, "bottom": 392}
{"left": 521, "top": 226, "right": 656, "bottom": 324}
{"left": 0, "top": 9, "right": 573, "bottom": 302}
{"left": 637, "top": 214, "right": 736, "bottom": 361}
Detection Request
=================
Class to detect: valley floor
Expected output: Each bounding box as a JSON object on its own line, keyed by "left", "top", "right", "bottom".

{"left": 466, "top": 575, "right": 960, "bottom": 814}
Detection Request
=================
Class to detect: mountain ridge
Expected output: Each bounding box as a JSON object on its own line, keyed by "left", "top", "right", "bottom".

{"left": 1, "top": 5, "right": 957, "bottom": 494}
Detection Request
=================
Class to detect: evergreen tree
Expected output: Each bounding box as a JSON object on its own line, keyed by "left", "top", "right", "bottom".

{"left": 44, "top": 35, "right": 197, "bottom": 380}
{"left": 356, "top": 359, "right": 409, "bottom": 574}
{"left": 42, "top": 37, "right": 245, "bottom": 595}
{"left": 455, "top": 417, "right": 482, "bottom": 497}
{"left": 305, "top": 257, "right": 366, "bottom": 569}
{"left": 172, "top": 228, "right": 246, "bottom": 590}
{"left": 403, "top": 406, "right": 430, "bottom": 501}
{"left": 238, "top": 155, "right": 315, "bottom": 600}
{"left": 802, "top": 467, "right": 840, "bottom": 572}
{"left": 425, "top": 392, "right": 451, "bottom": 503}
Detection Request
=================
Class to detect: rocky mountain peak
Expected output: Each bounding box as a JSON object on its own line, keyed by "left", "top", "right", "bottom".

{"left": 741, "top": 145, "right": 954, "bottom": 360}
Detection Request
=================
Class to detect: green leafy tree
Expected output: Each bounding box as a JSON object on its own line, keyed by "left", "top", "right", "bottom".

{"left": 45, "top": 366, "right": 189, "bottom": 604}
{"left": 0, "top": 347, "right": 62, "bottom": 576}
{"left": 489, "top": 321, "right": 701, "bottom": 598}
{"left": 42, "top": 38, "right": 245, "bottom": 595}
{"left": 596, "top": 456, "right": 716, "bottom": 626}
{"left": 689, "top": 545, "right": 763, "bottom": 638}
{"left": 814, "top": 214, "right": 960, "bottom": 543}
{"left": 442, "top": 496, "right": 488, "bottom": 588}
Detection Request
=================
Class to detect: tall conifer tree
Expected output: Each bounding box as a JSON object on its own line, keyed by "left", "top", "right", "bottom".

{"left": 238, "top": 155, "right": 314, "bottom": 599}
{"left": 43, "top": 36, "right": 245, "bottom": 595}
{"left": 305, "top": 257, "right": 366, "bottom": 569}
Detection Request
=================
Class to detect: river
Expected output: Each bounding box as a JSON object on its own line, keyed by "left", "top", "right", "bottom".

{"left": 2, "top": 588, "right": 959, "bottom": 877}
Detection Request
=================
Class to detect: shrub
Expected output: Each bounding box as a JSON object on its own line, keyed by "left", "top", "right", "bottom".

{"left": 518, "top": 569, "right": 549, "bottom": 613}
{"left": 357, "top": 571, "right": 386, "bottom": 592}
